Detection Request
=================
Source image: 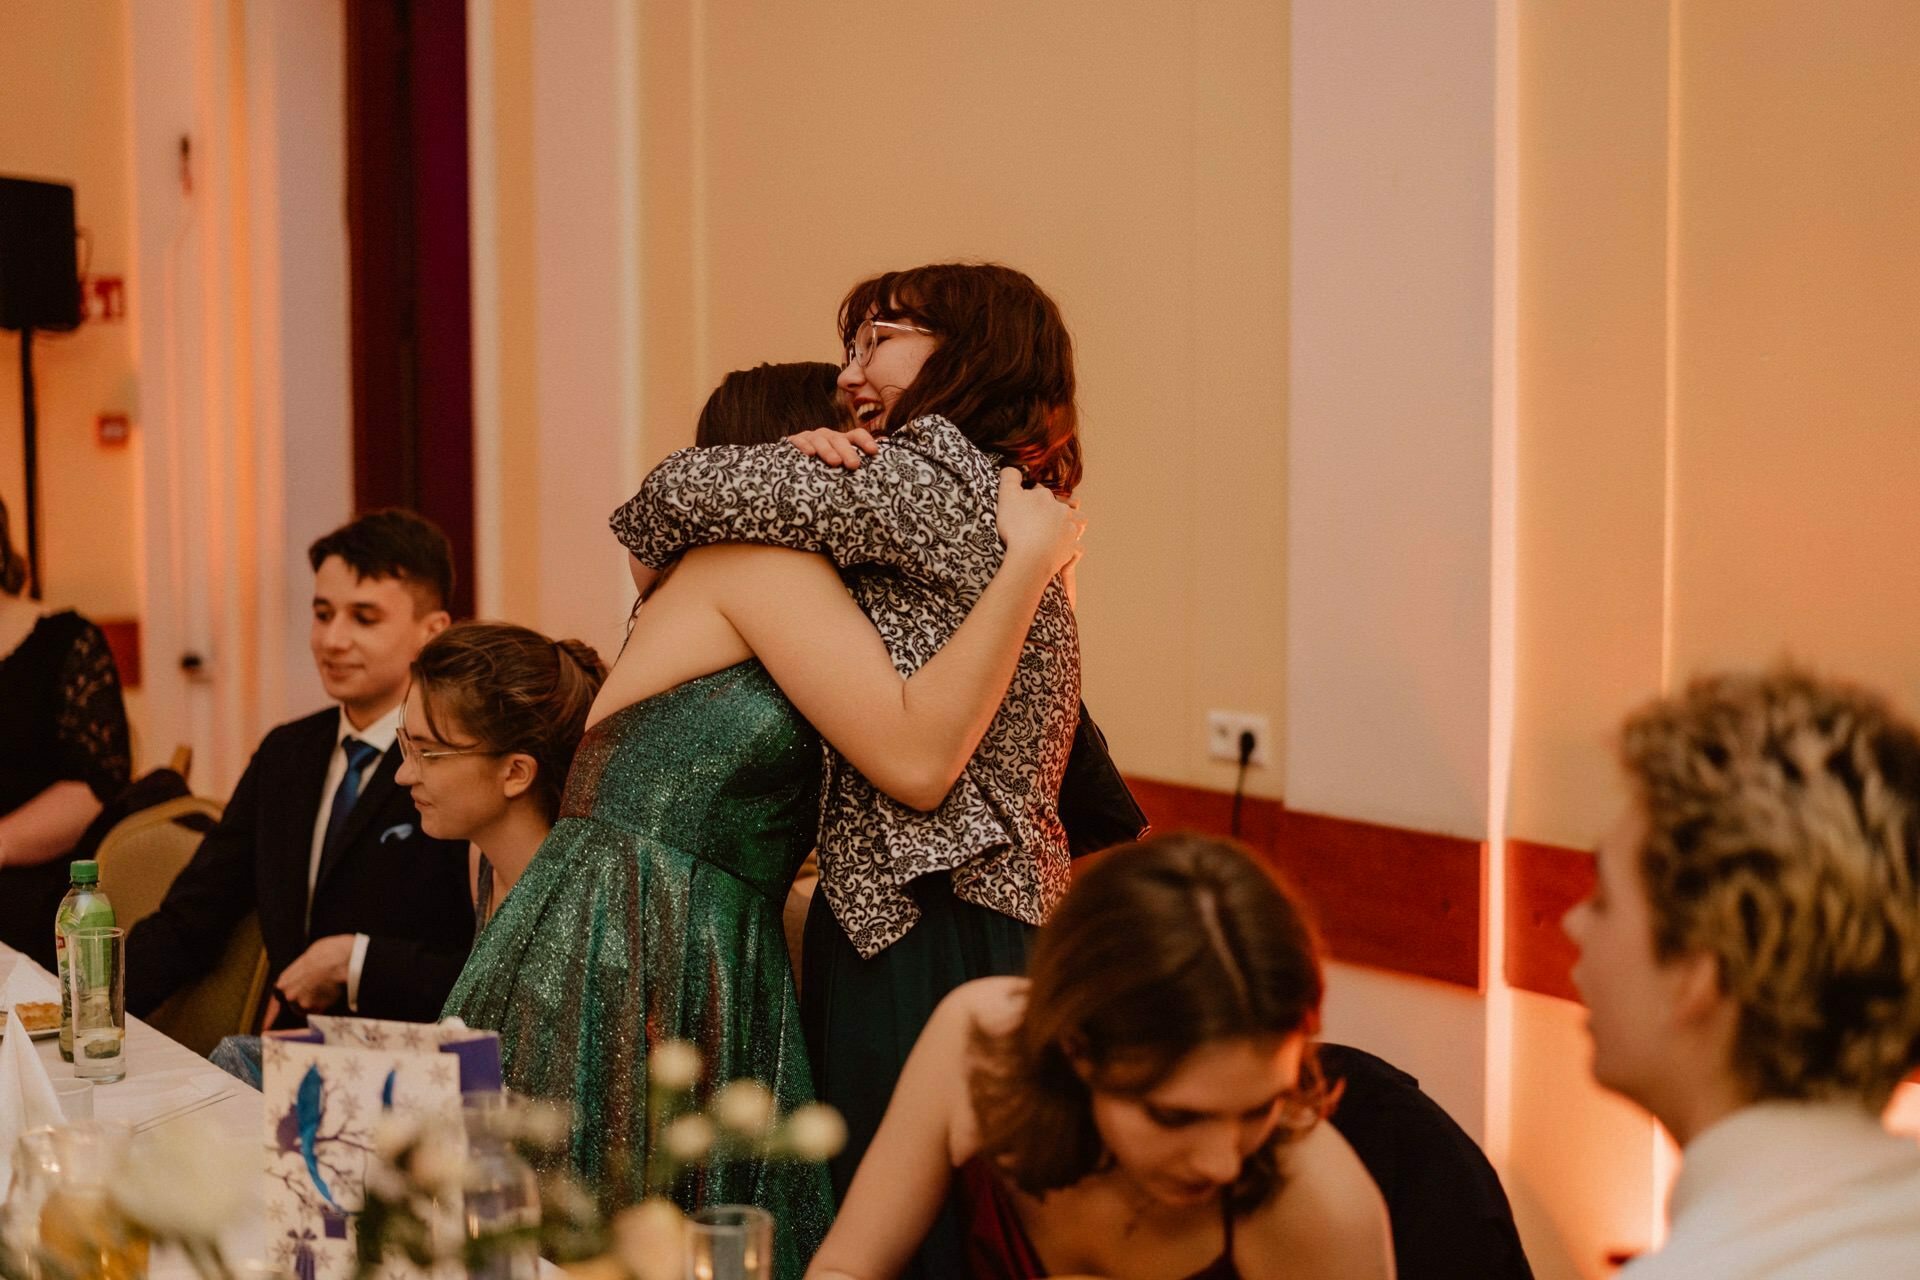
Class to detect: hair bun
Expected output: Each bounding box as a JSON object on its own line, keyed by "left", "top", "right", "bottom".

{"left": 556, "top": 638, "right": 609, "bottom": 682}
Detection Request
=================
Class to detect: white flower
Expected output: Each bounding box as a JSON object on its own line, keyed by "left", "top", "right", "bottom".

{"left": 544, "top": 1172, "right": 599, "bottom": 1224}
{"left": 661, "top": 1113, "right": 715, "bottom": 1163}
{"left": 783, "top": 1103, "right": 847, "bottom": 1162}
{"left": 406, "top": 1130, "right": 469, "bottom": 1195}
{"left": 518, "top": 1097, "right": 572, "bottom": 1149}
{"left": 649, "top": 1041, "right": 702, "bottom": 1092}
{"left": 612, "top": 1198, "right": 686, "bottom": 1280}
{"left": 109, "top": 1126, "right": 250, "bottom": 1241}
{"left": 712, "top": 1080, "right": 776, "bottom": 1136}
{"left": 371, "top": 1113, "right": 422, "bottom": 1163}
{"left": 363, "top": 1158, "right": 408, "bottom": 1202}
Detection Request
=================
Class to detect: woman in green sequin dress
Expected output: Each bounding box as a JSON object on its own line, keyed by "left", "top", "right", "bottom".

{"left": 442, "top": 364, "right": 1085, "bottom": 1277}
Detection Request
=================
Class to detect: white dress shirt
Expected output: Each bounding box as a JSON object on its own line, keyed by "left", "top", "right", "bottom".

{"left": 306, "top": 703, "right": 402, "bottom": 1011}
{"left": 1625, "top": 1100, "right": 1920, "bottom": 1279}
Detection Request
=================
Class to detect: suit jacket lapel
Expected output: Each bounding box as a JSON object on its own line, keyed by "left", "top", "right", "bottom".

{"left": 312, "top": 744, "right": 401, "bottom": 898}
{"left": 269, "top": 715, "right": 340, "bottom": 946}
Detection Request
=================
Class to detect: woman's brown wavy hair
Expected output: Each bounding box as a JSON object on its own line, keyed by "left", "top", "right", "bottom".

{"left": 411, "top": 621, "right": 608, "bottom": 825}
{"left": 969, "top": 835, "right": 1333, "bottom": 1216}
{"left": 839, "top": 262, "right": 1082, "bottom": 493}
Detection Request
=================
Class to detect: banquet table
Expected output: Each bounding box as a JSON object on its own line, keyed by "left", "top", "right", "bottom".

{"left": 0, "top": 941, "right": 267, "bottom": 1277}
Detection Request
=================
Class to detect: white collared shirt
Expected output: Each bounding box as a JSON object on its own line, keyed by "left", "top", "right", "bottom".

{"left": 306, "top": 703, "right": 402, "bottom": 1011}
{"left": 1624, "top": 1100, "right": 1920, "bottom": 1279}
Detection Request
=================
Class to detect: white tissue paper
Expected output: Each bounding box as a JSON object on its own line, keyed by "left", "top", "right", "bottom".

{"left": 0, "top": 962, "right": 64, "bottom": 1195}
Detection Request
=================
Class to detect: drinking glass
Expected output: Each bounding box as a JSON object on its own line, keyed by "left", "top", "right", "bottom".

{"left": 53, "top": 1077, "right": 95, "bottom": 1120}
{"left": 684, "top": 1205, "right": 772, "bottom": 1280}
{"left": 2, "top": 1126, "right": 62, "bottom": 1269}
{"left": 457, "top": 1093, "right": 541, "bottom": 1280}
{"left": 65, "top": 928, "right": 126, "bottom": 1083}
{"left": 38, "top": 1121, "right": 145, "bottom": 1280}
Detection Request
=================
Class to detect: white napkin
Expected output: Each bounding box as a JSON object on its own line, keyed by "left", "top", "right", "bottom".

{"left": 0, "top": 962, "right": 65, "bottom": 1194}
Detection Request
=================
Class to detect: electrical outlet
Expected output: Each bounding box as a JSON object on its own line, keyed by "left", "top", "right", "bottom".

{"left": 1206, "top": 711, "right": 1271, "bottom": 766}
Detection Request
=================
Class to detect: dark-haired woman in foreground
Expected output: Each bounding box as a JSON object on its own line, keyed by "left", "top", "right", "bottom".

{"left": 807, "top": 835, "right": 1393, "bottom": 1280}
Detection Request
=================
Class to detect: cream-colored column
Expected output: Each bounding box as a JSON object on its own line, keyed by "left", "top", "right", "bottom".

{"left": 1508, "top": 1, "right": 1673, "bottom": 1273}
{"left": 240, "top": 0, "right": 352, "bottom": 730}
{"left": 1288, "top": 0, "right": 1514, "bottom": 1148}
{"left": 126, "top": 0, "right": 349, "bottom": 792}
{"left": 509, "top": 0, "right": 645, "bottom": 656}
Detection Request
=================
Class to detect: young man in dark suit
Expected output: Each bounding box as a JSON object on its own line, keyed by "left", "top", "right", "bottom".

{"left": 128, "top": 510, "right": 474, "bottom": 1027}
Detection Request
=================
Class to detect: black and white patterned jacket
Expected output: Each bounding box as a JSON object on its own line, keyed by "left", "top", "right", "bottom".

{"left": 610, "top": 414, "right": 1079, "bottom": 959}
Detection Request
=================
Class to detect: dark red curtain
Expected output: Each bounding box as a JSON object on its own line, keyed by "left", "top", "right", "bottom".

{"left": 345, "top": 0, "right": 475, "bottom": 619}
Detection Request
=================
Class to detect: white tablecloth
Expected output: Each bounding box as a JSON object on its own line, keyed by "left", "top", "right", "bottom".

{"left": 0, "top": 942, "right": 266, "bottom": 1277}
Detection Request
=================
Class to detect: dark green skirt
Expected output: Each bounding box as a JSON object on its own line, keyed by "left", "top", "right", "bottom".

{"left": 800, "top": 872, "right": 1034, "bottom": 1276}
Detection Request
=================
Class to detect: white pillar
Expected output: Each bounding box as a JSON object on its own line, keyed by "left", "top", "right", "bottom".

{"left": 242, "top": 0, "right": 351, "bottom": 726}
{"left": 124, "top": 0, "right": 349, "bottom": 793}
{"left": 1287, "top": 0, "right": 1516, "bottom": 1147}
{"left": 521, "top": 0, "right": 646, "bottom": 655}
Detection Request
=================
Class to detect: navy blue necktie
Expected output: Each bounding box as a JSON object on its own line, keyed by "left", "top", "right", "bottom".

{"left": 323, "top": 737, "right": 380, "bottom": 858}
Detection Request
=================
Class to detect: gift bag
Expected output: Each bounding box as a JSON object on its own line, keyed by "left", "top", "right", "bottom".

{"left": 261, "top": 1017, "right": 503, "bottom": 1280}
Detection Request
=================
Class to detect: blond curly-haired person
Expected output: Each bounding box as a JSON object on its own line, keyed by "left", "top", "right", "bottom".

{"left": 1565, "top": 669, "right": 1920, "bottom": 1278}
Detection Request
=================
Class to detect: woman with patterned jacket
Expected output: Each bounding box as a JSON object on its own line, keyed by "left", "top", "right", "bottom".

{"left": 612, "top": 263, "right": 1087, "bottom": 1253}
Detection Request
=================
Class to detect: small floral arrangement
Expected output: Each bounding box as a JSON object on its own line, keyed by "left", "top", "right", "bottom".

{"left": 1, "top": 1125, "right": 252, "bottom": 1280}
{"left": 354, "top": 1041, "right": 844, "bottom": 1280}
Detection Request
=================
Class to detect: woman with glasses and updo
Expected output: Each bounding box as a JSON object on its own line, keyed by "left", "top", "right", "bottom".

{"left": 446, "top": 358, "right": 1082, "bottom": 1278}
{"left": 207, "top": 620, "right": 605, "bottom": 1091}
{"left": 807, "top": 835, "right": 1394, "bottom": 1280}
{"left": 615, "top": 269, "right": 1089, "bottom": 1259}
{"left": 394, "top": 621, "right": 607, "bottom": 924}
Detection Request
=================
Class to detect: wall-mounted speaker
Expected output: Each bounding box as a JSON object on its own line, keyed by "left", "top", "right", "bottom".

{"left": 0, "top": 176, "right": 82, "bottom": 333}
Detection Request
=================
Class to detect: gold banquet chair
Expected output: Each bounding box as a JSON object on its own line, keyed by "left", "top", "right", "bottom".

{"left": 92, "top": 794, "right": 270, "bottom": 1056}
{"left": 149, "top": 913, "right": 270, "bottom": 1057}
{"left": 92, "top": 794, "right": 223, "bottom": 929}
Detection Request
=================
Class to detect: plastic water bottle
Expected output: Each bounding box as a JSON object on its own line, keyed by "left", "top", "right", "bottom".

{"left": 55, "top": 861, "right": 114, "bottom": 1063}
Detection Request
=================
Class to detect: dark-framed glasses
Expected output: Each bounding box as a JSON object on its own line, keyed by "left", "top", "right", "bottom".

{"left": 846, "top": 318, "right": 932, "bottom": 367}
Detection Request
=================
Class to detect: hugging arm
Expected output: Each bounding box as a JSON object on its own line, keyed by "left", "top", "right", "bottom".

{"left": 611, "top": 428, "right": 984, "bottom": 580}
{"left": 714, "top": 472, "right": 1081, "bottom": 810}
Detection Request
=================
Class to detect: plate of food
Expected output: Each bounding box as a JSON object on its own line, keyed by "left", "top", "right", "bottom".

{"left": 0, "top": 1001, "right": 61, "bottom": 1039}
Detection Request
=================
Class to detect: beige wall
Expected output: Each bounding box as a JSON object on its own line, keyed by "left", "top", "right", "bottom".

{"left": 0, "top": 0, "right": 141, "bottom": 637}
{"left": 478, "top": 0, "right": 1290, "bottom": 791}
{"left": 469, "top": 4, "right": 1920, "bottom": 1277}
{"left": 1512, "top": 1, "right": 1920, "bottom": 1275}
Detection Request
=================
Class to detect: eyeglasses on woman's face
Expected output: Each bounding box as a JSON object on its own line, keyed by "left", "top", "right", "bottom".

{"left": 845, "top": 318, "right": 933, "bottom": 368}
{"left": 396, "top": 725, "right": 495, "bottom": 769}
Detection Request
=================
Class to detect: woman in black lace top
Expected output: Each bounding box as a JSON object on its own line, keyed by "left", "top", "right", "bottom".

{"left": 0, "top": 498, "right": 133, "bottom": 966}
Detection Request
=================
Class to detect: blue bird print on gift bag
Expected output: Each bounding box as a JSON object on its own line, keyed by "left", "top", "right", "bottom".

{"left": 272, "top": 1063, "right": 339, "bottom": 1207}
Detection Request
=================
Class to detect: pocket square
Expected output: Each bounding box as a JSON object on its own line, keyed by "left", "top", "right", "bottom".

{"left": 379, "top": 823, "right": 414, "bottom": 844}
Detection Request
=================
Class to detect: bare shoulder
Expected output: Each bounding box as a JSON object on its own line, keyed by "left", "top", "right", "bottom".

{"left": 679, "top": 543, "right": 838, "bottom": 596}
{"left": 680, "top": 542, "right": 823, "bottom": 572}
{"left": 1239, "top": 1122, "right": 1394, "bottom": 1280}
{"left": 934, "top": 975, "right": 1028, "bottom": 1042}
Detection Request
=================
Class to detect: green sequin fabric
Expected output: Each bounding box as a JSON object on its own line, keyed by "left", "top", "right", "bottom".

{"left": 443, "top": 660, "right": 832, "bottom": 1278}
